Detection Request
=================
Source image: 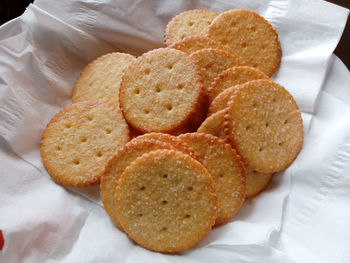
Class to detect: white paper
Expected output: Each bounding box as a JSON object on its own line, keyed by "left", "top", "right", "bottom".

{"left": 0, "top": 0, "right": 349, "bottom": 262}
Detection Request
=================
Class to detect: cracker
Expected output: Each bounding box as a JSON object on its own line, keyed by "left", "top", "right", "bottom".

{"left": 189, "top": 48, "right": 241, "bottom": 94}
{"left": 246, "top": 168, "right": 273, "bottom": 199}
{"left": 224, "top": 79, "right": 303, "bottom": 173}
{"left": 207, "top": 9, "right": 281, "bottom": 77}
{"left": 164, "top": 10, "right": 218, "bottom": 47}
{"left": 197, "top": 109, "right": 227, "bottom": 140}
{"left": 101, "top": 138, "right": 176, "bottom": 229}
{"left": 40, "top": 101, "right": 130, "bottom": 187}
{"left": 208, "top": 87, "right": 236, "bottom": 116}
{"left": 132, "top": 132, "right": 201, "bottom": 162}
{"left": 170, "top": 36, "right": 226, "bottom": 55}
{"left": 72, "top": 52, "right": 135, "bottom": 108}
{"left": 119, "top": 48, "right": 204, "bottom": 133}
{"left": 179, "top": 133, "right": 246, "bottom": 225}
{"left": 207, "top": 66, "right": 268, "bottom": 103}
{"left": 115, "top": 149, "right": 217, "bottom": 253}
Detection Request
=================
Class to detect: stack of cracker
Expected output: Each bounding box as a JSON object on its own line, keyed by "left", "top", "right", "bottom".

{"left": 40, "top": 8, "right": 303, "bottom": 253}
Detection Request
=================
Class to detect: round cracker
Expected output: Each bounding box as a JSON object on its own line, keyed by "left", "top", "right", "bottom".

{"left": 207, "top": 9, "right": 281, "bottom": 77}
{"left": 132, "top": 132, "right": 201, "bottom": 162}
{"left": 207, "top": 66, "right": 268, "bottom": 103}
{"left": 115, "top": 149, "right": 217, "bottom": 253}
{"left": 170, "top": 36, "right": 226, "bottom": 54}
{"left": 246, "top": 168, "right": 273, "bottom": 199}
{"left": 208, "top": 87, "right": 237, "bottom": 116}
{"left": 189, "top": 48, "right": 241, "bottom": 93}
{"left": 179, "top": 133, "right": 246, "bottom": 225}
{"left": 119, "top": 48, "right": 204, "bottom": 133}
{"left": 101, "top": 139, "right": 176, "bottom": 229}
{"left": 224, "top": 79, "right": 303, "bottom": 173}
{"left": 72, "top": 52, "right": 135, "bottom": 108}
{"left": 164, "top": 9, "right": 218, "bottom": 47}
{"left": 197, "top": 109, "right": 227, "bottom": 140}
{"left": 40, "top": 101, "right": 130, "bottom": 187}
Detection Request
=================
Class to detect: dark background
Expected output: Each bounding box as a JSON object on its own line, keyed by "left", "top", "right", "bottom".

{"left": 0, "top": 0, "right": 349, "bottom": 69}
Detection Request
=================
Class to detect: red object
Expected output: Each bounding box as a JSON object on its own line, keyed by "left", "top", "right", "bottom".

{"left": 0, "top": 230, "right": 4, "bottom": 250}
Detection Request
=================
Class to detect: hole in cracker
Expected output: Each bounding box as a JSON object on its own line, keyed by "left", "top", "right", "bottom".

{"left": 221, "top": 39, "right": 228, "bottom": 45}
{"left": 134, "top": 88, "right": 140, "bottom": 94}
{"left": 253, "top": 170, "right": 257, "bottom": 174}
{"left": 140, "top": 186, "right": 146, "bottom": 191}
{"left": 185, "top": 214, "right": 191, "bottom": 218}
{"left": 207, "top": 21, "right": 211, "bottom": 25}
{"left": 137, "top": 213, "right": 143, "bottom": 217}
{"left": 162, "top": 200, "right": 167, "bottom": 205}
{"left": 161, "top": 227, "right": 168, "bottom": 231}
{"left": 252, "top": 101, "right": 257, "bottom": 107}
{"left": 56, "top": 145, "right": 62, "bottom": 151}
{"left": 241, "top": 42, "right": 247, "bottom": 48}
{"left": 87, "top": 116, "right": 93, "bottom": 121}
{"left": 219, "top": 174, "right": 224, "bottom": 178}
{"left": 188, "top": 21, "right": 194, "bottom": 26}
{"left": 155, "top": 84, "right": 161, "bottom": 92}
{"left": 177, "top": 83, "right": 184, "bottom": 90}
{"left": 167, "top": 64, "right": 173, "bottom": 70}
{"left": 73, "top": 159, "right": 80, "bottom": 165}
{"left": 144, "top": 68, "right": 150, "bottom": 75}
{"left": 258, "top": 147, "right": 263, "bottom": 152}
{"left": 265, "top": 123, "right": 269, "bottom": 127}
{"left": 279, "top": 142, "right": 284, "bottom": 146}
{"left": 96, "top": 152, "right": 102, "bottom": 157}
{"left": 180, "top": 34, "right": 186, "bottom": 40}
{"left": 65, "top": 123, "right": 71, "bottom": 128}
{"left": 106, "top": 128, "right": 112, "bottom": 134}
{"left": 144, "top": 109, "right": 150, "bottom": 114}
{"left": 246, "top": 126, "right": 251, "bottom": 131}
{"left": 81, "top": 137, "right": 87, "bottom": 142}
{"left": 188, "top": 186, "right": 193, "bottom": 191}
{"left": 284, "top": 119, "right": 288, "bottom": 124}
{"left": 251, "top": 26, "right": 257, "bottom": 31}
{"left": 166, "top": 104, "right": 173, "bottom": 111}
{"left": 162, "top": 174, "right": 168, "bottom": 178}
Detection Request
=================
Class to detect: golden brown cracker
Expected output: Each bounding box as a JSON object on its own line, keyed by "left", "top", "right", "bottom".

{"left": 119, "top": 48, "right": 204, "bottom": 133}
{"left": 115, "top": 149, "right": 217, "bottom": 253}
{"left": 197, "top": 109, "right": 227, "bottom": 140}
{"left": 224, "top": 79, "right": 303, "bottom": 173}
{"left": 207, "top": 66, "right": 268, "bottom": 103}
{"left": 164, "top": 10, "right": 218, "bottom": 46}
{"left": 179, "top": 133, "right": 246, "bottom": 225}
{"left": 101, "top": 139, "right": 176, "bottom": 229}
{"left": 40, "top": 101, "right": 130, "bottom": 187}
{"left": 170, "top": 36, "right": 226, "bottom": 54}
{"left": 72, "top": 52, "right": 135, "bottom": 108}
{"left": 208, "top": 87, "right": 236, "bottom": 116}
{"left": 246, "top": 168, "right": 273, "bottom": 199}
{"left": 189, "top": 48, "right": 241, "bottom": 93}
{"left": 207, "top": 9, "right": 281, "bottom": 77}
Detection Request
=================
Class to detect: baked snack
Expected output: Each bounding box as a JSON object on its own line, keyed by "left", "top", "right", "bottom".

{"left": 207, "top": 66, "right": 268, "bottom": 103}
{"left": 207, "top": 9, "right": 281, "bottom": 76}
{"left": 72, "top": 52, "right": 135, "bottom": 108}
{"left": 101, "top": 138, "right": 176, "bottom": 229}
{"left": 197, "top": 109, "right": 227, "bottom": 140}
{"left": 164, "top": 9, "right": 218, "bottom": 46}
{"left": 224, "top": 79, "right": 303, "bottom": 173}
{"left": 170, "top": 36, "right": 226, "bottom": 54}
{"left": 179, "top": 133, "right": 246, "bottom": 225}
{"left": 246, "top": 168, "right": 273, "bottom": 198}
{"left": 189, "top": 48, "right": 241, "bottom": 93}
{"left": 119, "top": 48, "right": 204, "bottom": 133}
{"left": 40, "top": 101, "right": 130, "bottom": 187}
{"left": 115, "top": 149, "right": 217, "bottom": 253}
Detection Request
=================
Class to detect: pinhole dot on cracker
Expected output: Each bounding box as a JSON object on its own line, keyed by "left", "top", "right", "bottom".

{"left": 119, "top": 48, "right": 204, "bottom": 133}
{"left": 40, "top": 101, "right": 130, "bottom": 187}
{"left": 207, "top": 9, "right": 281, "bottom": 77}
{"left": 189, "top": 48, "right": 241, "bottom": 94}
{"left": 164, "top": 9, "right": 218, "bottom": 47}
{"left": 224, "top": 79, "right": 303, "bottom": 173}
{"left": 207, "top": 66, "right": 268, "bottom": 103}
{"left": 179, "top": 133, "right": 246, "bottom": 225}
{"left": 72, "top": 52, "right": 135, "bottom": 108}
{"left": 246, "top": 168, "right": 273, "bottom": 199}
{"left": 115, "top": 149, "right": 217, "bottom": 253}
